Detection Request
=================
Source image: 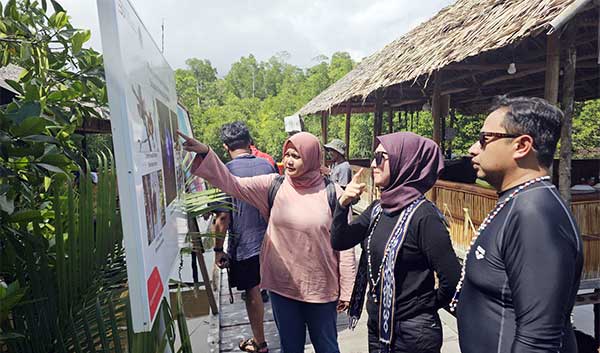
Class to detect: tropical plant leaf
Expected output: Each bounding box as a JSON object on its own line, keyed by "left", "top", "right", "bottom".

{"left": 35, "top": 162, "right": 67, "bottom": 174}
{"left": 71, "top": 30, "right": 90, "bottom": 55}
{"left": 10, "top": 116, "right": 51, "bottom": 137}
{"left": 5, "top": 101, "right": 41, "bottom": 124}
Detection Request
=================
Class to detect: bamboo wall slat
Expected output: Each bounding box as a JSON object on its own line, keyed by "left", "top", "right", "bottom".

{"left": 432, "top": 184, "right": 600, "bottom": 282}
{"left": 353, "top": 166, "right": 600, "bottom": 281}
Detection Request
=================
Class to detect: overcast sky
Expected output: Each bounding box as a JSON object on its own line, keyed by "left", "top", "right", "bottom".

{"left": 60, "top": 0, "right": 453, "bottom": 76}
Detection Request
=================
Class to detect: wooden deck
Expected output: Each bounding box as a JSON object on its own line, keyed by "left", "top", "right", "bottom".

{"left": 208, "top": 270, "right": 363, "bottom": 353}
{"left": 207, "top": 260, "right": 463, "bottom": 353}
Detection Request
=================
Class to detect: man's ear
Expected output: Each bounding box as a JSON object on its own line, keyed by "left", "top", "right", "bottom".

{"left": 223, "top": 143, "right": 229, "bottom": 152}
{"left": 513, "top": 135, "right": 535, "bottom": 161}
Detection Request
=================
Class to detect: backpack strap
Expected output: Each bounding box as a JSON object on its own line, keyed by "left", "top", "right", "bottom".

{"left": 267, "top": 175, "right": 337, "bottom": 215}
{"left": 323, "top": 176, "right": 337, "bottom": 215}
{"left": 267, "top": 175, "right": 285, "bottom": 213}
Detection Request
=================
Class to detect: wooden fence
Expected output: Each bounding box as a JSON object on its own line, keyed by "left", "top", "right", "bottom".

{"left": 350, "top": 164, "right": 600, "bottom": 286}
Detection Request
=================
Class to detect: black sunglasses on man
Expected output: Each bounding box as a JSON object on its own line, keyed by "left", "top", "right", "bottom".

{"left": 478, "top": 132, "right": 521, "bottom": 148}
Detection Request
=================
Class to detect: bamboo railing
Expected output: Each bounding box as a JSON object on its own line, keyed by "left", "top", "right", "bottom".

{"left": 430, "top": 180, "right": 600, "bottom": 283}
{"left": 350, "top": 165, "right": 600, "bottom": 285}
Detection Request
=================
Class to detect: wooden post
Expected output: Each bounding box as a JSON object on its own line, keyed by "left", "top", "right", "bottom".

{"left": 398, "top": 111, "right": 404, "bottom": 131}
{"left": 594, "top": 290, "right": 600, "bottom": 346}
{"left": 345, "top": 104, "right": 351, "bottom": 159}
{"left": 440, "top": 95, "right": 450, "bottom": 152}
{"left": 447, "top": 109, "right": 456, "bottom": 158}
{"left": 321, "top": 111, "right": 329, "bottom": 164}
{"left": 544, "top": 32, "right": 561, "bottom": 105}
{"left": 388, "top": 108, "right": 394, "bottom": 133}
{"left": 321, "top": 111, "right": 328, "bottom": 145}
{"left": 415, "top": 111, "right": 420, "bottom": 133}
{"left": 432, "top": 71, "right": 443, "bottom": 145}
{"left": 595, "top": 288, "right": 600, "bottom": 346}
{"left": 373, "top": 88, "right": 384, "bottom": 149}
{"left": 545, "top": 32, "right": 561, "bottom": 178}
{"left": 559, "top": 23, "right": 577, "bottom": 204}
{"left": 188, "top": 217, "right": 218, "bottom": 315}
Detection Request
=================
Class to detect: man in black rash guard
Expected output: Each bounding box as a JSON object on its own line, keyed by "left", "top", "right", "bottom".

{"left": 454, "top": 96, "right": 583, "bottom": 353}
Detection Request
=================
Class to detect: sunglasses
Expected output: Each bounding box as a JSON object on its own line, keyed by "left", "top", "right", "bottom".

{"left": 478, "top": 132, "right": 521, "bottom": 148}
{"left": 373, "top": 151, "right": 389, "bottom": 166}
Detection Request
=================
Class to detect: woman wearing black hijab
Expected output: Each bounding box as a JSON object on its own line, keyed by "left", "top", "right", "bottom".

{"left": 331, "top": 132, "right": 461, "bottom": 353}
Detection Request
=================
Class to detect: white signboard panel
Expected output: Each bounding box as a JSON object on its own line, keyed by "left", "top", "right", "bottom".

{"left": 97, "top": 0, "right": 187, "bottom": 332}
{"left": 284, "top": 114, "right": 303, "bottom": 133}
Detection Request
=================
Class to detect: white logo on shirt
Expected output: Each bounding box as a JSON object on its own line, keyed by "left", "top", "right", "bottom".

{"left": 475, "top": 246, "right": 486, "bottom": 260}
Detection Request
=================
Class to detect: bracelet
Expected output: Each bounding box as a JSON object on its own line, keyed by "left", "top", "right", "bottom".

{"left": 213, "top": 247, "right": 224, "bottom": 252}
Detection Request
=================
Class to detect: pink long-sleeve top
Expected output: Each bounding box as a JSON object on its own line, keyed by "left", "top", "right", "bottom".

{"left": 192, "top": 149, "right": 356, "bottom": 303}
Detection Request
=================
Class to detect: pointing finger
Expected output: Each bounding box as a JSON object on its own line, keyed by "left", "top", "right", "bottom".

{"left": 351, "top": 168, "right": 364, "bottom": 183}
{"left": 177, "top": 130, "right": 192, "bottom": 141}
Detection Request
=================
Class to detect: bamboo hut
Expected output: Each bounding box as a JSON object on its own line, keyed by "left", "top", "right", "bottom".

{"left": 298, "top": 0, "right": 600, "bottom": 340}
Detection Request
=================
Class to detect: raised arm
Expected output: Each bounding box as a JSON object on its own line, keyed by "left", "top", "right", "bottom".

{"left": 331, "top": 168, "right": 372, "bottom": 250}
{"left": 179, "top": 130, "right": 276, "bottom": 219}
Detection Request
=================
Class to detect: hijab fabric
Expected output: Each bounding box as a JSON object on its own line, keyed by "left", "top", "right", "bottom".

{"left": 283, "top": 132, "right": 323, "bottom": 189}
{"left": 377, "top": 132, "right": 444, "bottom": 213}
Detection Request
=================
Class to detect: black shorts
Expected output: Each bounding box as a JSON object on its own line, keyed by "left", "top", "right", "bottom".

{"left": 229, "top": 255, "right": 260, "bottom": 291}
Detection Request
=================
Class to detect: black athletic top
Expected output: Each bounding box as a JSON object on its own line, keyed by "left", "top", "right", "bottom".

{"left": 457, "top": 180, "right": 583, "bottom": 353}
{"left": 331, "top": 200, "right": 461, "bottom": 320}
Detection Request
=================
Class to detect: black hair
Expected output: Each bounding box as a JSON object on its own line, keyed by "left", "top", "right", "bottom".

{"left": 490, "top": 96, "right": 563, "bottom": 168}
{"left": 220, "top": 121, "right": 251, "bottom": 151}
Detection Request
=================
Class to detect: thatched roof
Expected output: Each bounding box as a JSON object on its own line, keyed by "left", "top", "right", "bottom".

{"left": 299, "top": 0, "right": 594, "bottom": 116}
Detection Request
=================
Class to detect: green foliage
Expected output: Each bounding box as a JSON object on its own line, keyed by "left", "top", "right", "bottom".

{"left": 177, "top": 49, "right": 599, "bottom": 162}
{"left": 0, "top": 0, "right": 106, "bottom": 223}
{"left": 0, "top": 2, "right": 198, "bottom": 352}
{"left": 0, "top": 0, "right": 107, "bottom": 309}
{"left": 184, "top": 188, "right": 231, "bottom": 218}
{"left": 573, "top": 99, "right": 600, "bottom": 158}
{"left": 175, "top": 51, "right": 357, "bottom": 161}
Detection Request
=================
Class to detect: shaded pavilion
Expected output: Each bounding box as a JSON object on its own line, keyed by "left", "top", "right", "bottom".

{"left": 299, "top": 0, "right": 600, "bottom": 341}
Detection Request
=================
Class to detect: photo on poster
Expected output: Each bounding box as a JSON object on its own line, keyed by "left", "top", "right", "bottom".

{"left": 132, "top": 84, "right": 157, "bottom": 152}
{"left": 142, "top": 170, "right": 166, "bottom": 245}
{"left": 170, "top": 110, "right": 184, "bottom": 197}
{"left": 156, "top": 98, "right": 177, "bottom": 205}
{"left": 176, "top": 105, "right": 204, "bottom": 193}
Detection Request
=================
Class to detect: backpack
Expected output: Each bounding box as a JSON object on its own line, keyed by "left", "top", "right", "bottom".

{"left": 267, "top": 175, "right": 337, "bottom": 215}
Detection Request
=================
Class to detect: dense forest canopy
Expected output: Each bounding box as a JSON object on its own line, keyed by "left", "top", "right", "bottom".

{"left": 175, "top": 53, "right": 599, "bottom": 162}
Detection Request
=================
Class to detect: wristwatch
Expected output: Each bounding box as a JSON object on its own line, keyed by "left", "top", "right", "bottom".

{"left": 213, "top": 247, "right": 224, "bottom": 252}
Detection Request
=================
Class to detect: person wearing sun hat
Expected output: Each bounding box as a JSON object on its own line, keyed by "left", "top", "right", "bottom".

{"left": 324, "top": 139, "right": 352, "bottom": 188}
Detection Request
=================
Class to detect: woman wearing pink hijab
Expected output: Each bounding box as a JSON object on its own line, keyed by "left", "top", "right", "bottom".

{"left": 331, "top": 132, "right": 460, "bottom": 353}
{"left": 179, "top": 130, "right": 355, "bottom": 353}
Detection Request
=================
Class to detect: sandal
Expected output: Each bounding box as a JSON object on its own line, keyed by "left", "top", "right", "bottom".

{"left": 239, "top": 338, "right": 268, "bottom": 353}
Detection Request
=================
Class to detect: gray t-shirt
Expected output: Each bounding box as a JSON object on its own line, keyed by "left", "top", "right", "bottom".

{"left": 330, "top": 161, "right": 352, "bottom": 187}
